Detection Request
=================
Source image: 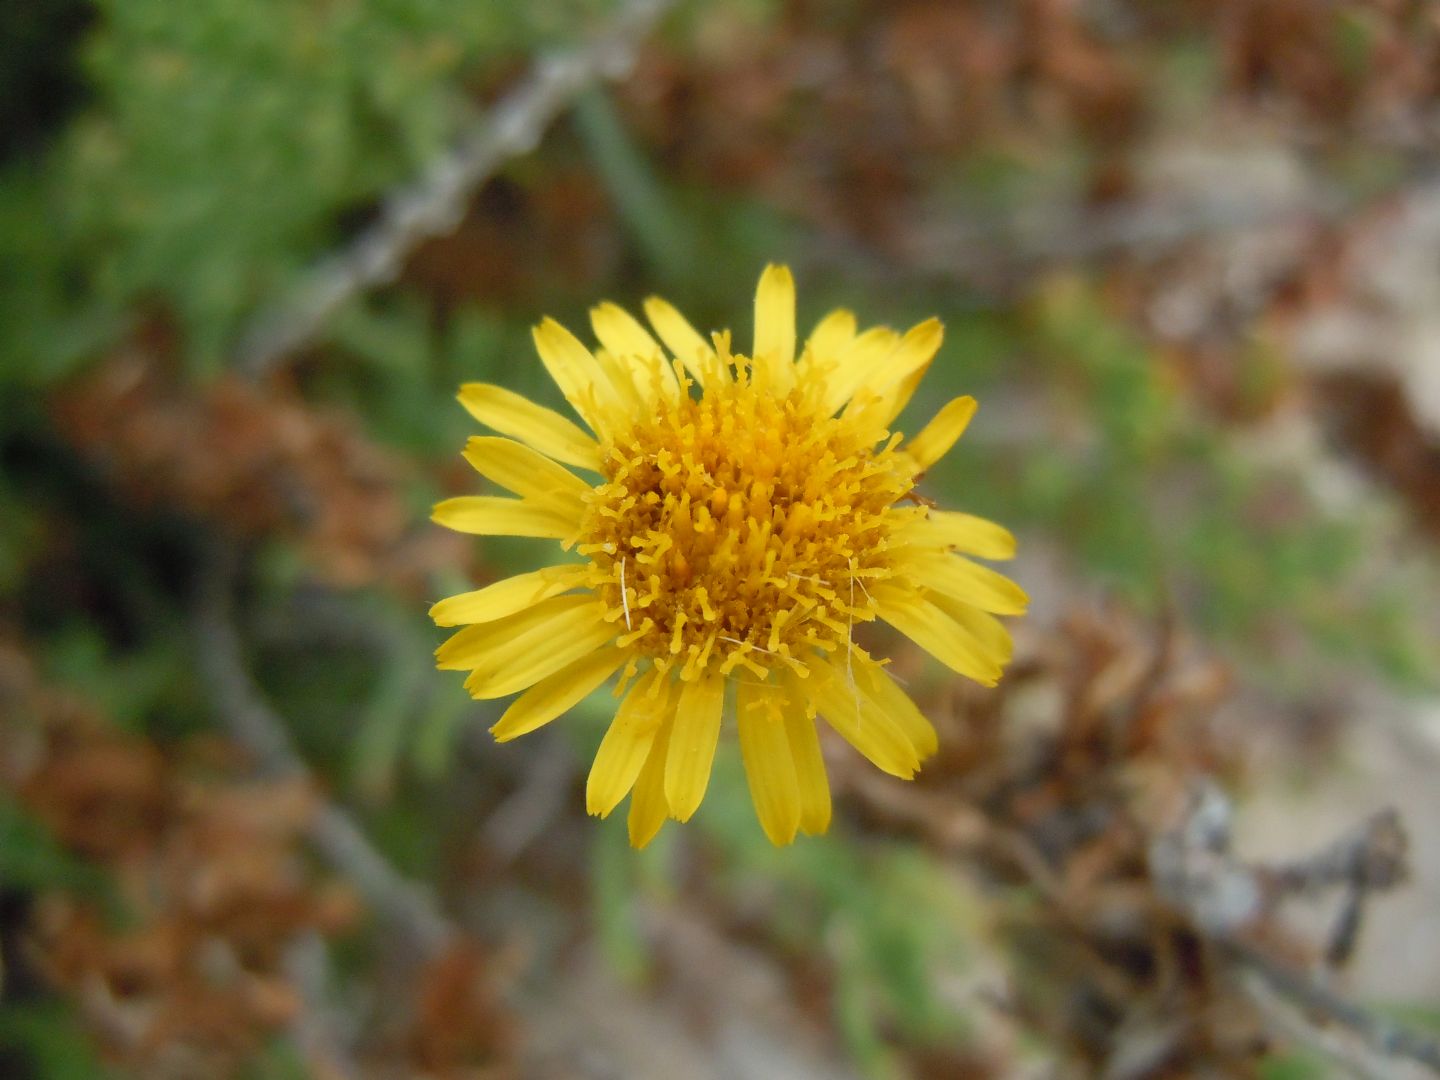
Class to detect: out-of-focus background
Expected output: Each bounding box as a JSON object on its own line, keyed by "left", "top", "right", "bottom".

{"left": 3, "top": 1, "right": 1440, "bottom": 1076}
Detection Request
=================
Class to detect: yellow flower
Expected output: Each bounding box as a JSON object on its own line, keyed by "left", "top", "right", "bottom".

{"left": 432, "top": 266, "right": 1025, "bottom": 847}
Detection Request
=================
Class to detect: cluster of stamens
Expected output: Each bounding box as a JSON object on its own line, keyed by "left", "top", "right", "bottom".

{"left": 577, "top": 356, "right": 918, "bottom": 683}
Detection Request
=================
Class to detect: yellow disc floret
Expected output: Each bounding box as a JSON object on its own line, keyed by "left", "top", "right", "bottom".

{"left": 579, "top": 349, "right": 918, "bottom": 684}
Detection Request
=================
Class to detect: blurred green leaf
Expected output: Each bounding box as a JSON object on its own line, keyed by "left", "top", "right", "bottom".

{"left": 0, "top": 796, "right": 106, "bottom": 895}
{"left": 592, "top": 814, "right": 649, "bottom": 982}
{"left": 575, "top": 87, "right": 697, "bottom": 287}
{"left": 2, "top": 0, "right": 620, "bottom": 377}
{"left": 1257, "top": 1049, "right": 1331, "bottom": 1080}
{"left": 0, "top": 1002, "right": 110, "bottom": 1080}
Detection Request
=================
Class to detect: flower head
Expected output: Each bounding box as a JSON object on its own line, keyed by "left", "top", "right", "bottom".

{"left": 432, "top": 266, "right": 1025, "bottom": 846}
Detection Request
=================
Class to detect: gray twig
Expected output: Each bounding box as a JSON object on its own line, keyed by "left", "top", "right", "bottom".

{"left": 283, "top": 932, "right": 361, "bottom": 1080}
{"left": 234, "top": 0, "right": 674, "bottom": 375}
{"left": 1151, "top": 784, "right": 1440, "bottom": 1076}
{"left": 1263, "top": 807, "right": 1408, "bottom": 968}
{"left": 885, "top": 182, "right": 1347, "bottom": 294}
{"left": 1265, "top": 808, "right": 1409, "bottom": 898}
{"left": 193, "top": 540, "right": 457, "bottom": 957}
{"left": 1228, "top": 936, "right": 1440, "bottom": 1076}
{"left": 481, "top": 729, "right": 578, "bottom": 864}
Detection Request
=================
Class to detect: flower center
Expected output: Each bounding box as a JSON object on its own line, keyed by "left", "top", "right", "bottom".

{"left": 579, "top": 360, "right": 918, "bottom": 681}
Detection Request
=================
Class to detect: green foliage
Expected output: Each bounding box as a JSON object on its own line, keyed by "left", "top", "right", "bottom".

{"left": 0, "top": 165, "right": 125, "bottom": 387}
{"left": 574, "top": 88, "right": 699, "bottom": 287}
{"left": 1369, "top": 1000, "right": 1440, "bottom": 1034}
{"left": 1256, "top": 1049, "right": 1332, "bottom": 1080}
{"left": 327, "top": 299, "right": 535, "bottom": 457}
{"left": 42, "top": 622, "right": 196, "bottom": 735}
{"left": 582, "top": 733, "right": 986, "bottom": 1072}
{"left": 0, "top": 796, "right": 107, "bottom": 896}
{"left": 0, "top": 1002, "right": 109, "bottom": 1080}
{"left": 922, "top": 278, "right": 1440, "bottom": 691}
{"left": 704, "top": 750, "right": 980, "bottom": 1066}
{"left": 316, "top": 592, "right": 475, "bottom": 796}
{"left": 592, "top": 813, "right": 655, "bottom": 982}
{"left": 0, "top": 0, "right": 619, "bottom": 377}
{"left": 1332, "top": 7, "right": 1380, "bottom": 80}
{"left": 239, "top": 1039, "right": 312, "bottom": 1080}
{"left": 0, "top": 471, "right": 42, "bottom": 595}
{"left": 713, "top": 809, "right": 978, "bottom": 1065}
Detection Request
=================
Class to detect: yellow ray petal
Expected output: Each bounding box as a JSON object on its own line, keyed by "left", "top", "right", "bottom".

{"left": 849, "top": 653, "right": 938, "bottom": 759}
{"left": 590, "top": 346, "right": 646, "bottom": 415}
{"left": 457, "top": 383, "right": 602, "bottom": 472}
{"left": 910, "top": 553, "right": 1028, "bottom": 615}
{"left": 904, "top": 395, "right": 977, "bottom": 471}
{"left": 803, "top": 308, "right": 857, "bottom": 368}
{"left": 908, "top": 510, "right": 1016, "bottom": 560}
{"left": 490, "top": 645, "right": 626, "bottom": 742}
{"left": 801, "top": 659, "right": 921, "bottom": 778}
{"left": 643, "top": 295, "right": 715, "bottom": 385}
{"left": 590, "top": 302, "right": 680, "bottom": 403}
{"left": 591, "top": 300, "right": 661, "bottom": 358}
{"left": 929, "top": 593, "right": 1014, "bottom": 667}
{"left": 736, "top": 679, "right": 801, "bottom": 845}
{"left": 435, "top": 592, "right": 605, "bottom": 670}
{"left": 819, "top": 326, "right": 901, "bottom": 414}
{"left": 753, "top": 264, "right": 796, "bottom": 392}
{"left": 587, "top": 670, "right": 671, "bottom": 818}
{"left": 627, "top": 710, "right": 674, "bottom": 848}
{"left": 532, "top": 317, "right": 624, "bottom": 434}
{"left": 430, "top": 564, "right": 590, "bottom": 627}
{"left": 664, "top": 672, "right": 726, "bottom": 821}
{"left": 781, "top": 696, "right": 831, "bottom": 835}
{"left": 431, "top": 496, "right": 574, "bottom": 539}
{"left": 867, "top": 361, "right": 931, "bottom": 431}
{"left": 463, "top": 628, "right": 615, "bottom": 699}
{"left": 462, "top": 436, "right": 590, "bottom": 506}
{"left": 872, "top": 584, "right": 1003, "bottom": 687}
{"left": 847, "top": 318, "right": 943, "bottom": 412}
{"left": 437, "top": 594, "right": 612, "bottom": 699}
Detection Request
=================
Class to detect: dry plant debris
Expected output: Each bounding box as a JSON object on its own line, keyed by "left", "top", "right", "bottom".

{"left": 0, "top": 639, "right": 520, "bottom": 1078}
{"left": 50, "top": 343, "right": 441, "bottom": 591}
{"left": 0, "top": 640, "right": 354, "bottom": 1076}
{"left": 751, "top": 604, "right": 1431, "bottom": 1075}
